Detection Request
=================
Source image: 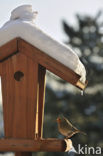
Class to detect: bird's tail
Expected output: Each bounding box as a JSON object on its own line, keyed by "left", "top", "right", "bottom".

{"left": 78, "top": 130, "right": 87, "bottom": 135}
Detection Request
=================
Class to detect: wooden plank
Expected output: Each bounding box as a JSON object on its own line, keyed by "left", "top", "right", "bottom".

{"left": 1, "top": 53, "right": 39, "bottom": 156}
{"left": 38, "top": 65, "right": 46, "bottom": 138}
{"left": 0, "top": 38, "right": 18, "bottom": 61}
{"left": 0, "top": 38, "right": 19, "bottom": 76}
{"left": 76, "top": 80, "right": 88, "bottom": 90}
{"left": 1, "top": 53, "right": 38, "bottom": 138}
{"left": 0, "top": 63, "right": 3, "bottom": 75}
{"left": 18, "top": 38, "right": 86, "bottom": 90}
{"left": 15, "top": 152, "right": 31, "bottom": 156}
{"left": 34, "top": 65, "right": 46, "bottom": 139}
{"left": 0, "top": 138, "right": 72, "bottom": 152}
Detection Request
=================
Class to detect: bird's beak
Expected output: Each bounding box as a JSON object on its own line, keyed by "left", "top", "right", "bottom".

{"left": 56, "top": 118, "right": 61, "bottom": 123}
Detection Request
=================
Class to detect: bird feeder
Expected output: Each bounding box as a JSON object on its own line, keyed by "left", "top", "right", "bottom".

{"left": 0, "top": 5, "right": 87, "bottom": 156}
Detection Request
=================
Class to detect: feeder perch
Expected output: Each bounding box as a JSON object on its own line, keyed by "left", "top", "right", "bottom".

{"left": 0, "top": 5, "right": 87, "bottom": 156}
{"left": 0, "top": 138, "right": 72, "bottom": 152}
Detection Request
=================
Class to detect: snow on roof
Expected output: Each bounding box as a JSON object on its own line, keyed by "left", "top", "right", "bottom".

{"left": 0, "top": 5, "right": 86, "bottom": 83}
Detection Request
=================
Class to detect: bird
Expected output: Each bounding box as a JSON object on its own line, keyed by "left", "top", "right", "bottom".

{"left": 56, "top": 115, "right": 86, "bottom": 138}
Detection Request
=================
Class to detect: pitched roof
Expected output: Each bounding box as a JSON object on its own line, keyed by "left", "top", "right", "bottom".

{"left": 0, "top": 5, "right": 87, "bottom": 89}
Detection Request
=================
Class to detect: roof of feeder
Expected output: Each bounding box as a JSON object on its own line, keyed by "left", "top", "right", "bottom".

{"left": 0, "top": 5, "right": 87, "bottom": 89}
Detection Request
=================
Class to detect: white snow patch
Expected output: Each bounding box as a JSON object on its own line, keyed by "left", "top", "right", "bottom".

{"left": 0, "top": 5, "right": 86, "bottom": 83}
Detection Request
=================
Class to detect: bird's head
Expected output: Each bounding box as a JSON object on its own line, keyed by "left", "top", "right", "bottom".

{"left": 56, "top": 117, "right": 62, "bottom": 123}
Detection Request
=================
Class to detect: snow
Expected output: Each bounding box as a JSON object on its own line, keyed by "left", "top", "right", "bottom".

{"left": 0, "top": 5, "right": 86, "bottom": 83}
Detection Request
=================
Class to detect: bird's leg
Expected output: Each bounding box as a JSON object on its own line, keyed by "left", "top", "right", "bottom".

{"left": 66, "top": 134, "right": 73, "bottom": 139}
{"left": 66, "top": 132, "right": 76, "bottom": 139}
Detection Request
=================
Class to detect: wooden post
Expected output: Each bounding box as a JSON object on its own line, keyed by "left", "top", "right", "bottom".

{"left": 1, "top": 53, "right": 39, "bottom": 156}
{"left": 34, "top": 65, "right": 46, "bottom": 139}
{"left": 38, "top": 65, "right": 46, "bottom": 138}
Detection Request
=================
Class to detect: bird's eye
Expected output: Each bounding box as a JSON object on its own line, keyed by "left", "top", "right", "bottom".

{"left": 57, "top": 118, "right": 61, "bottom": 122}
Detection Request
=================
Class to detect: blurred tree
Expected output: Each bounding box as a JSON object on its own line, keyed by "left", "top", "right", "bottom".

{"left": 63, "top": 11, "right": 103, "bottom": 85}
{"left": 39, "top": 11, "right": 103, "bottom": 156}
{"left": 60, "top": 11, "right": 103, "bottom": 155}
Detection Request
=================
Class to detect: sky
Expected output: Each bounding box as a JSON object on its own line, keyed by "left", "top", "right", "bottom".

{"left": 0, "top": 0, "right": 103, "bottom": 42}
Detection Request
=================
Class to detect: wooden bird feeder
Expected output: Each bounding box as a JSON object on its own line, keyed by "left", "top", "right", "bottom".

{"left": 0, "top": 38, "right": 87, "bottom": 156}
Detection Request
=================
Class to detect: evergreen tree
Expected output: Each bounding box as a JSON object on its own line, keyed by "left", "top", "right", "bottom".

{"left": 33, "top": 12, "right": 103, "bottom": 156}
{"left": 61, "top": 11, "right": 103, "bottom": 155}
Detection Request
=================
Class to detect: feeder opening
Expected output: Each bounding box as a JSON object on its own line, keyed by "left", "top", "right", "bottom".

{"left": 14, "top": 71, "right": 24, "bottom": 81}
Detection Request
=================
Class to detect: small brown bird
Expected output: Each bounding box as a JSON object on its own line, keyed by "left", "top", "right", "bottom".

{"left": 56, "top": 115, "right": 86, "bottom": 138}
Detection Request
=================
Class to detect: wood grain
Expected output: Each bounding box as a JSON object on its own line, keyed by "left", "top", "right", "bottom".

{"left": 0, "top": 38, "right": 19, "bottom": 76}
{"left": 0, "top": 37, "right": 87, "bottom": 155}
{"left": 1, "top": 53, "right": 39, "bottom": 156}
{"left": 38, "top": 65, "right": 46, "bottom": 138}
{"left": 0, "top": 38, "right": 18, "bottom": 61}
{"left": 0, "top": 63, "right": 3, "bottom": 75}
{"left": 18, "top": 38, "right": 86, "bottom": 89}
{"left": 0, "top": 138, "right": 72, "bottom": 152}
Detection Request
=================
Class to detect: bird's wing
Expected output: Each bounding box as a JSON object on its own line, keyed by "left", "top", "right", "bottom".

{"left": 62, "top": 116, "right": 73, "bottom": 127}
{"left": 62, "top": 115, "right": 78, "bottom": 130}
